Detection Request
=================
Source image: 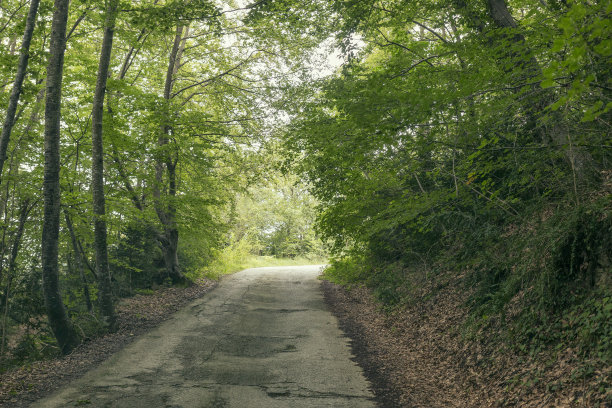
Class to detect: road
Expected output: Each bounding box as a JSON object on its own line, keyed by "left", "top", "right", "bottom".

{"left": 32, "top": 266, "right": 376, "bottom": 407}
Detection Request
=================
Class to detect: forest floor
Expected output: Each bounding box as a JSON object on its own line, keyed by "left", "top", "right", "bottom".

{"left": 0, "top": 278, "right": 217, "bottom": 407}
{"left": 322, "top": 278, "right": 610, "bottom": 408}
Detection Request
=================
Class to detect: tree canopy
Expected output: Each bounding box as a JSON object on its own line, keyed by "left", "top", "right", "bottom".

{"left": 0, "top": 1, "right": 610, "bottom": 400}
{"left": 0, "top": 0, "right": 331, "bottom": 360}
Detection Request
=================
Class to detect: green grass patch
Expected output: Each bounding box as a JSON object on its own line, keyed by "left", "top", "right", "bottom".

{"left": 190, "top": 239, "right": 327, "bottom": 280}
{"left": 202, "top": 255, "right": 327, "bottom": 280}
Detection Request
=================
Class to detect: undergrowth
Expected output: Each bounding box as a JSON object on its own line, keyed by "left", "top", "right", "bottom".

{"left": 322, "top": 196, "right": 612, "bottom": 403}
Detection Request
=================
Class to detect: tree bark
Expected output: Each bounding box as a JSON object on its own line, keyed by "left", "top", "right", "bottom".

{"left": 486, "top": 0, "right": 517, "bottom": 28}
{"left": 91, "top": 0, "right": 119, "bottom": 331}
{"left": 42, "top": 0, "right": 79, "bottom": 355}
{"left": 0, "top": 0, "right": 41, "bottom": 181}
{"left": 153, "top": 25, "right": 185, "bottom": 284}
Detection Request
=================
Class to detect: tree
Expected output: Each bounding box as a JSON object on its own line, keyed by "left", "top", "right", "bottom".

{"left": 0, "top": 0, "right": 41, "bottom": 180}
{"left": 0, "top": 0, "right": 334, "bottom": 362}
{"left": 91, "top": 0, "right": 120, "bottom": 331}
{"left": 42, "top": 0, "right": 80, "bottom": 355}
{"left": 153, "top": 24, "right": 186, "bottom": 284}
{"left": 287, "top": 0, "right": 611, "bottom": 323}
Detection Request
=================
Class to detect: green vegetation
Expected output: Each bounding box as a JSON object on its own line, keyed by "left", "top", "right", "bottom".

{"left": 0, "top": 0, "right": 329, "bottom": 369}
{"left": 198, "top": 173, "right": 327, "bottom": 279}
{"left": 201, "top": 252, "right": 326, "bottom": 281}
{"left": 281, "top": 0, "right": 611, "bottom": 402}
{"left": 0, "top": 0, "right": 610, "bottom": 403}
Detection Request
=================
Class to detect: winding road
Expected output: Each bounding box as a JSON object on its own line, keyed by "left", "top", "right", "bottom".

{"left": 32, "top": 266, "right": 375, "bottom": 407}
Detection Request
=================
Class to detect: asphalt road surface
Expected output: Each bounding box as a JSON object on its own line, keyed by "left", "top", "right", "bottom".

{"left": 32, "top": 266, "right": 376, "bottom": 407}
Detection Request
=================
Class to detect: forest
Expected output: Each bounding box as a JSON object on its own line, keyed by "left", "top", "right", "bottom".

{"left": 0, "top": 0, "right": 610, "bottom": 405}
{"left": 0, "top": 0, "right": 328, "bottom": 364}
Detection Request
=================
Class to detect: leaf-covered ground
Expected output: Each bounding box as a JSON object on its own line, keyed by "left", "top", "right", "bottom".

{"left": 2, "top": 274, "right": 608, "bottom": 407}
{"left": 0, "top": 279, "right": 217, "bottom": 408}
{"left": 322, "top": 279, "right": 610, "bottom": 408}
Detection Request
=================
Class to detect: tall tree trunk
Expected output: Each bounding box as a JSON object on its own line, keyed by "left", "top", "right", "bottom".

{"left": 105, "top": 1, "right": 160, "bottom": 215}
{"left": 42, "top": 0, "right": 79, "bottom": 355}
{"left": 153, "top": 25, "right": 185, "bottom": 284}
{"left": 91, "top": 0, "right": 119, "bottom": 331}
{"left": 0, "top": 0, "right": 41, "bottom": 181}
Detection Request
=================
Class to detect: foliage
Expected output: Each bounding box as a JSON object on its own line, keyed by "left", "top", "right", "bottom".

{"left": 231, "top": 172, "right": 325, "bottom": 259}
{"left": 200, "top": 239, "right": 326, "bottom": 280}
{"left": 283, "top": 0, "right": 612, "bottom": 390}
{"left": 542, "top": 0, "right": 612, "bottom": 120}
{"left": 199, "top": 169, "right": 327, "bottom": 279}
{"left": 199, "top": 237, "right": 254, "bottom": 280}
{"left": 0, "top": 0, "right": 333, "bottom": 364}
{"left": 1, "top": 0, "right": 609, "bottom": 399}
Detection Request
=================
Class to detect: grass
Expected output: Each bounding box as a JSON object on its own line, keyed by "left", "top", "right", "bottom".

{"left": 200, "top": 254, "right": 327, "bottom": 280}
{"left": 241, "top": 255, "right": 327, "bottom": 268}
{"left": 186, "top": 237, "right": 327, "bottom": 281}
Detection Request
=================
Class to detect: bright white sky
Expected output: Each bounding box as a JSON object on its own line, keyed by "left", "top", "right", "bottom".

{"left": 219, "top": 0, "right": 346, "bottom": 80}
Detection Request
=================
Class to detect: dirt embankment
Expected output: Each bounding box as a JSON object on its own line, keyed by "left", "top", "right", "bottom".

{"left": 0, "top": 279, "right": 216, "bottom": 407}
{"left": 322, "top": 279, "right": 610, "bottom": 408}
